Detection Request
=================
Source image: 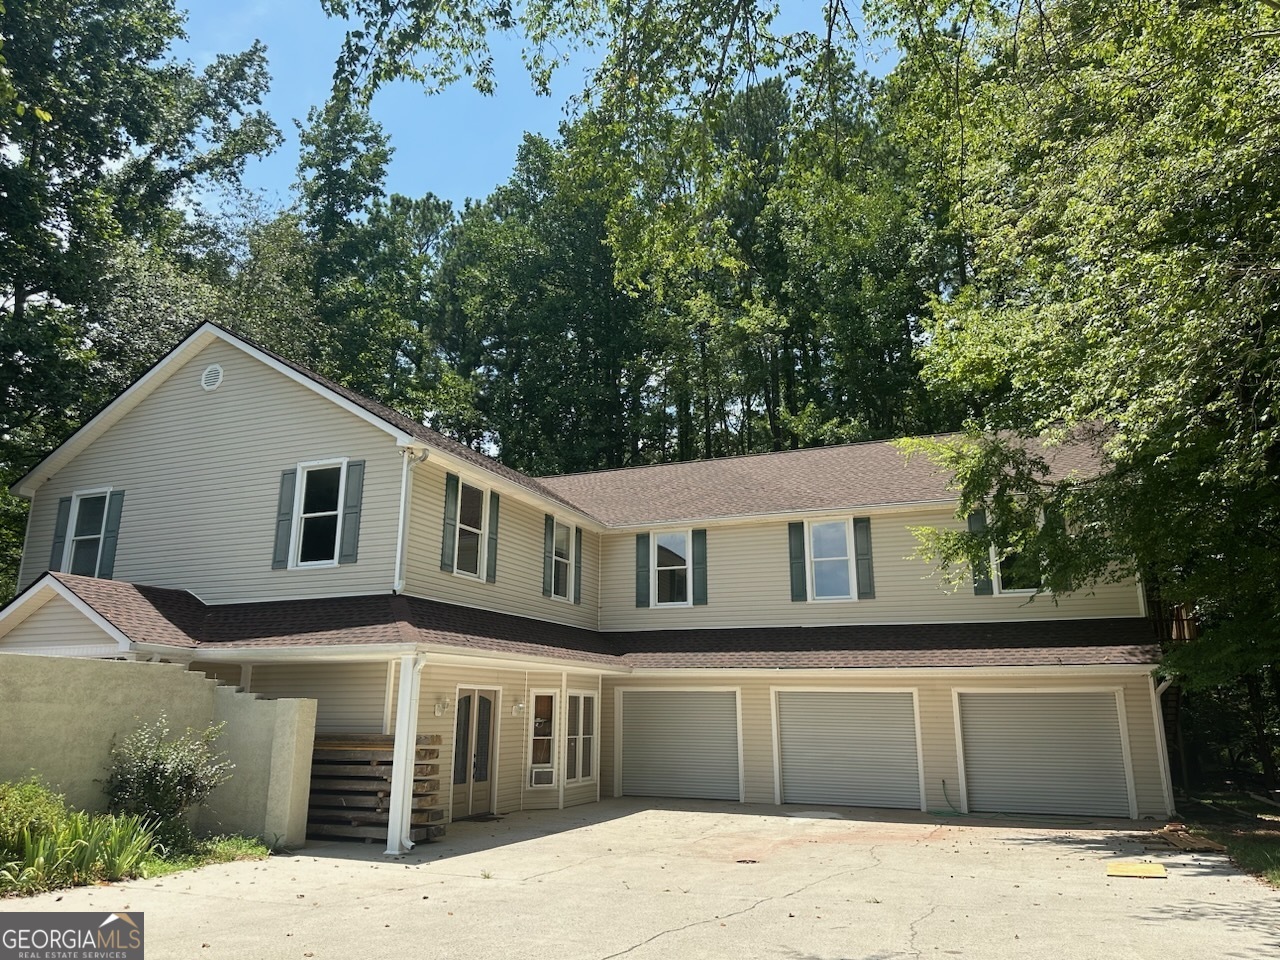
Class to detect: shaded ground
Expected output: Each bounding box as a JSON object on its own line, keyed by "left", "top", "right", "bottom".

{"left": 3, "top": 798, "right": 1278, "bottom": 960}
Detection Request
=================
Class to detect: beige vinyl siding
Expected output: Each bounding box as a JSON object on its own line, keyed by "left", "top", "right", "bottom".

{"left": 188, "top": 661, "right": 244, "bottom": 687}
{"left": 403, "top": 457, "right": 600, "bottom": 630}
{"left": 0, "top": 594, "right": 120, "bottom": 656}
{"left": 396, "top": 664, "right": 602, "bottom": 820}
{"left": 20, "top": 340, "right": 402, "bottom": 602}
{"left": 599, "top": 507, "right": 1142, "bottom": 630}
{"left": 250, "top": 662, "right": 388, "bottom": 734}
{"left": 602, "top": 672, "right": 1166, "bottom": 819}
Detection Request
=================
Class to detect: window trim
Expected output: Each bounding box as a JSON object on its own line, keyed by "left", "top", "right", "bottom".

{"left": 451, "top": 479, "right": 489, "bottom": 581}
{"left": 527, "top": 688, "right": 558, "bottom": 789}
{"left": 805, "top": 518, "right": 857, "bottom": 602}
{"left": 651, "top": 528, "right": 693, "bottom": 608}
{"left": 550, "top": 517, "right": 575, "bottom": 603}
{"left": 288, "top": 458, "right": 348, "bottom": 569}
{"left": 62, "top": 487, "right": 114, "bottom": 577}
{"left": 564, "top": 690, "right": 598, "bottom": 785}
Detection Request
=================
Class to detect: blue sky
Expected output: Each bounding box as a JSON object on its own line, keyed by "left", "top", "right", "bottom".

{"left": 178, "top": 2, "right": 881, "bottom": 209}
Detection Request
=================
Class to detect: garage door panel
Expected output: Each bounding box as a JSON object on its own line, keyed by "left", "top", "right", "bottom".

{"left": 621, "top": 691, "right": 740, "bottom": 801}
{"left": 960, "top": 692, "right": 1131, "bottom": 818}
{"left": 777, "top": 691, "right": 921, "bottom": 809}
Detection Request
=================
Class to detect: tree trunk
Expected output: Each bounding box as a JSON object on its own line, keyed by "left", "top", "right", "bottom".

{"left": 1244, "top": 672, "right": 1278, "bottom": 791}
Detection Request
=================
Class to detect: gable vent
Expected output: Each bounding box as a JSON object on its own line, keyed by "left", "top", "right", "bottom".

{"left": 200, "top": 364, "right": 224, "bottom": 392}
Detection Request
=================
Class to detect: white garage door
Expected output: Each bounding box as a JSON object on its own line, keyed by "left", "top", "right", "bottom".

{"left": 959, "top": 692, "right": 1133, "bottom": 817}
{"left": 621, "top": 690, "right": 741, "bottom": 800}
{"left": 776, "top": 691, "right": 922, "bottom": 809}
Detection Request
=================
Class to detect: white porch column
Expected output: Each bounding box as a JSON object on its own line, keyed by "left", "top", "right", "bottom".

{"left": 385, "top": 653, "right": 427, "bottom": 856}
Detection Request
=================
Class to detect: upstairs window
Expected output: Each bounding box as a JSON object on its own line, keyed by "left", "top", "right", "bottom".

{"left": 635, "top": 529, "right": 707, "bottom": 608}
{"left": 50, "top": 488, "right": 125, "bottom": 580}
{"left": 271, "top": 459, "right": 365, "bottom": 571}
{"left": 552, "top": 519, "right": 572, "bottom": 599}
{"left": 440, "top": 473, "right": 500, "bottom": 583}
{"left": 654, "top": 531, "right": 690, "bottom": 606}
{"left": 296, "top": 464, "right": 343, "bottom": 565}
{"left": 808, "top": 520, "right": 853, "bottom": 600}
{"left": 454, "top": 481, "right": 485, "bottom": 577}
{"left": 995, "top": 549, "right": 1042, "bottom": 594}
{"left": 68, "top": 492, "right": 109, "bottom": 576}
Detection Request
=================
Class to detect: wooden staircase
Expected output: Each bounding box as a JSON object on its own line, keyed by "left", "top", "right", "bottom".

{"left": 307, "top": 734, "right": 446, "bottom": 843}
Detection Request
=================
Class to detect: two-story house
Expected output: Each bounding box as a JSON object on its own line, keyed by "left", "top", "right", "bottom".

{"left": 0, "top": 324, "right": 1170, "bottom": 853}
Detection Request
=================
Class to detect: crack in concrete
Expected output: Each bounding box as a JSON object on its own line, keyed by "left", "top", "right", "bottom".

{"left": 598, "top": 845, "right": 885, "bottom": 960}
{"left": 905, "top": 904, "right": 937, "bottom": 959}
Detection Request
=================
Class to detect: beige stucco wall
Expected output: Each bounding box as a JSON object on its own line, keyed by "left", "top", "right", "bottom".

{"left": 0, "top": 656, "right": 316, "bottom": 846}
{"left": 403, "top": 456, "right": 601, "bottom": 630}
{"left": 601, "top": 670, "right": 1168, "bottom": 819}
{"left": 203, "top": 687, "right": 316, "bottom": 846}
{"left": 598, "top": 506, "right": 1144, "bottom": 630}
{"left": 19, "top": 338, "right": 403, "bottom": 602}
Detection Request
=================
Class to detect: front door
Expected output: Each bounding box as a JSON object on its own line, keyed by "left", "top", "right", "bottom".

{"left": 452, "top": 688, "right": 498, "bottom": 818}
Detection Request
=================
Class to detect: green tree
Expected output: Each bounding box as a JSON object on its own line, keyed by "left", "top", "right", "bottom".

{"left": 0, "top": 0, "right": 280, "bottom": 596}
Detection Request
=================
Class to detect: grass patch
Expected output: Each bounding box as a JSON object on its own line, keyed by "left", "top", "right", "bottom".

{"left": 1184, "top": 791, "right": 1280, "bottom": 888}
{"left": 141, "top": 835, "right": 270, "bottom": 879}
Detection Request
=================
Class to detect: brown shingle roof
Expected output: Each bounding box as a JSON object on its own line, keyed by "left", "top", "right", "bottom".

{"left": 536, "top": 434, "right": 1105, "bottom": 526}
{"left": 35, "top": 574, "right": 1158, "bottom": 670}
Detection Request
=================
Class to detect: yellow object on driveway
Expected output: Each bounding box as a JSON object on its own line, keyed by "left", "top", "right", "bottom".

{"left": 1107, "top": 862, "right": 1168, "bottom": 878}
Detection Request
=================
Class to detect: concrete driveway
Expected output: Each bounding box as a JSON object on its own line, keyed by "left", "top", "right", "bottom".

{"left": 3, "top": 798, "right": 1278, "bottom": 959}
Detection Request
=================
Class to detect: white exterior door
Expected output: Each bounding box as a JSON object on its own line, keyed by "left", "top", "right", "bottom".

{"left": 958, "top": 691, "right": 1134, "bottom": 818}
{"left": 620, "top": 690, "right": 741, "bottom": 800}
{"left": 776, "top": 691, "right": 922, "bottom": 809}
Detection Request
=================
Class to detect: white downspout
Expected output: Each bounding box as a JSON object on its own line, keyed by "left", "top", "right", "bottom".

{"left": 385, "top": 653, "right": 427, "bottom": 855}
{"left": 393, "top": 448, "right": 427, "bottom": 593}
{"left": 1150, "top": 675, "right": 1176, "bottom": 817}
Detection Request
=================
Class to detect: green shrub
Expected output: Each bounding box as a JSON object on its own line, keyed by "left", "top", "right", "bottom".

{"left": 104, "top": 717, "right": 233, "bottom": 852}
{"left": 0, "top": 779, "right": 68, "bottom": 861}
{"left": 0, "top": 810, "right": 156, "bottom": 894}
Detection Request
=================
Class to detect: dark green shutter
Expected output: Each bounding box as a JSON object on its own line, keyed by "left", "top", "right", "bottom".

{"left": 635, "top": 533, "right": 650, "bottom": 607}
{"left": 968, "top": 510, "right": 993, "bottom": 595}
{"left": 440, "top": 473, "right": 459, "bottom": 572}
{"left": 542, "top": 514, "right": 555, "bottom": 596}
{"left": 573, "top": 526, "right": 583, "bottom": 604}
{"left": 49, "top": 497, "right": 72, "bottom": 572}
{"left": 853, "top": 517, "right": 875, "bottom": 599}
{"left": 271, "top": 470, "right": 297, "bottom": 569}
{"left": 691, "top": 528, "right": 708, "bottom": 606}
{"left": 485, "top": 492, "right": 500, "bottom": 583}
{"left": 337, "top": 460, "right": 365, "bottom": 565}
{"left": 788, "top": 522, "right": 807, "bottom": 601}
{"left": 98, "top": 491, "right": 125, "bottom": 579}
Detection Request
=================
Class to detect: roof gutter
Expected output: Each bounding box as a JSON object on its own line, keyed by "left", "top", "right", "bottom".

{"left": 601, "top": 497, "right": 961, "bottom": 532}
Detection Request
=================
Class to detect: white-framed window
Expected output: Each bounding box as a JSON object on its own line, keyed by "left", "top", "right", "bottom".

{"left": 290, "top": 459, "right": 348, "bottom": 567}
{"left": 992, "top": 546, "right": 1042, "bottom": 594}
{"left": 528, "top": 690, "right": 558, "bottom": 787}
{"left": 64, "top": 488, "right": 112, "bottom": 577}
{"left": 565, "top": 691, "right": 597, "bottom": 783}
{"left": 551, "top": 518, "right": 573, "bottom": 601}
{"left": 807, "top": 518, "right": 855, "bottom": 600}
{"left": 453, "top": 480, "right": 487, "bottom": 579}
{"left": 652, "top": 530, "right": 692, "bottom": 606}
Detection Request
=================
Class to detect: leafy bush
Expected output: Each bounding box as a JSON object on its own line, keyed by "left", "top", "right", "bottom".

{"left": 0, "top": 809, "right": 156, "bottom": 895}
{"left": 104, "top": 717, "right": 234, "bottom": 852}
{"left": 0, "top": 779, "right": 68, "bottom": 861}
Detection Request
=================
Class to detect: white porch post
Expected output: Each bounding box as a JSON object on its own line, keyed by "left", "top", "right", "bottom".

{"left": 385, "top": 653, "right": 426, "bottom": 856}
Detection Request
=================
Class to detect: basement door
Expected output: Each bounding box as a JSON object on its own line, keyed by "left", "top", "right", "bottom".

{"left": 776, "top": 691, "right": 922, "bottom": 809}
{"left": 452, "top": 688, "right": 497, "bottom": 818}
{"left": 958, "top": 691, "right": 1134, "bottom": 818}
{"left": 620, "top": 690, "right": 741, "bottom": 801}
